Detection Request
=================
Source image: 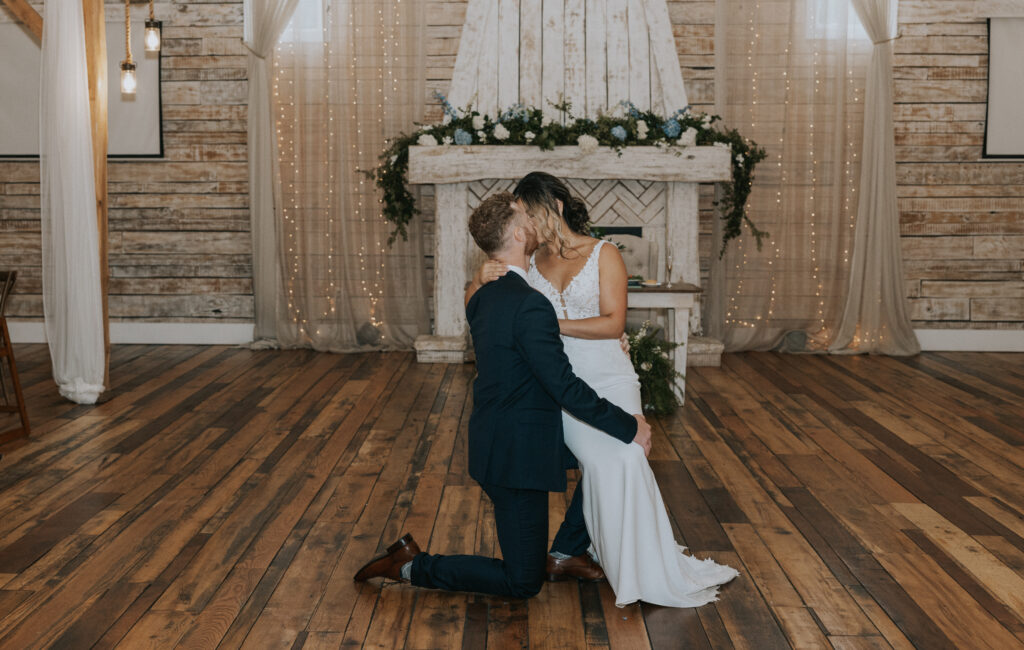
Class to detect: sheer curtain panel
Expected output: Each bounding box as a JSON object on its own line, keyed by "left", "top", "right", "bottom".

{"left": 709, "top": 0, "right": 871, "bottom": 352}
{"left": 829, "top": 0, "right": 919, "bottom": 355}
{"left": 244, "top": 0, "right": 301, "bottom": 341}
{"left": 269, "top": 0, "right": 429, "bottom": 350}
{"left": 39, "top": 0, "right": 105, "bottom": 403}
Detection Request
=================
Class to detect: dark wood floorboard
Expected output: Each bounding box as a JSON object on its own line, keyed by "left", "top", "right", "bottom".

{"left": 0, "top": 345, "right": 1022, "bottom": 648}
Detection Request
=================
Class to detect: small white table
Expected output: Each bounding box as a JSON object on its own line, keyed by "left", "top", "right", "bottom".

{"left": 627, "top": 283, "right": 701, "bottom": 403}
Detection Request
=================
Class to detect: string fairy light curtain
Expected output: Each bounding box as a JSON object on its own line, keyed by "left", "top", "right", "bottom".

{"left": 707, "top": 0, "right": 875, "bottom": 352}
{"left": 267, "top": 0, "right": 429, "bottom": 350}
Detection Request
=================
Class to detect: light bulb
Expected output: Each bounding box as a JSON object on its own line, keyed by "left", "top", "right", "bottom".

{"left": 120, "top": 61, "right": 137, "bottom": 94}
{"left": 144, "top": 20, "right": 161, "bottom": 52}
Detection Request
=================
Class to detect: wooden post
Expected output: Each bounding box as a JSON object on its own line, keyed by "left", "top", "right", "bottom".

{"left": 1, "top": 0, "right": 41, "bottom": 40}
{"left": 82, "top": 0, "right": 111, "bottom": 388}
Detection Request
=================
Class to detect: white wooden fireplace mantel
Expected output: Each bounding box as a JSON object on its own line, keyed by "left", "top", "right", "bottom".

{"left": 408, "top": 144, "right": 732, "bottom": 364}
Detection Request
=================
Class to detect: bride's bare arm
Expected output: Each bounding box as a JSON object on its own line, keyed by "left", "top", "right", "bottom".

{"left": 464, "top": 259, "right": 508, "bottom": 306}
{"left": 557, "top": 244, "right": 628, "bottom": 339}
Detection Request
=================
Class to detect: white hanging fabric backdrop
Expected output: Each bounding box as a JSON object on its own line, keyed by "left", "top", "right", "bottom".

{"left": 829, "top": 0, "right": 919, "bottom": 355}
{"left": 39, "top": 0, "right": 106, "bottom": 403}
{"left": 244, "top": 0, "right": 301, "bottom": 341}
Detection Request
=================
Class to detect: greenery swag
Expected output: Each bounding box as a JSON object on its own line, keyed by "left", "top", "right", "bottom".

{"left": 368, "top": 95, "right": 767, "bottom": 255}
{"left": 627, "top": 321, "right": 684, "bottom": 415}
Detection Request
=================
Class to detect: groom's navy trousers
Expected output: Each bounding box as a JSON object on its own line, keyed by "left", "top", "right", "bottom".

{"left": 411, "top": 271, "right": 636, "bottom": 598}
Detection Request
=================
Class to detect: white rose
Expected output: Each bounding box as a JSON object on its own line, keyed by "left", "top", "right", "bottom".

{"left": 577, "top": 134, "right": 599, "bottom": 154}
{"left": 417, "top": 133, "right": 438, "bottom": 146}
{"left": 735, "top": 153, "right": 745, "bottom": 164}
{"left": 677, "top": 127, "right": 697, "bottom": 147}
{"left": 637, "top": 120, "right": 649, "bottom": 140}
{"left": 524, "top": 131, "right": 536, "bottom": 142}
{"left": 542, "top": 115, "right": 553, "bottom": 127}
{"left": 476, "top": 130, "right": 487, "bottom": 142}
{"left": 442, "top": 135, "right": 453, "bottom": 145}
{"left": 389, "top": 154, "right": 398, "bottom": 164}
{"left": 493, "top": 123, "right": 510, "bottom": 141}
{"left": 472, "top": 115, "right": 485, "bottom": 130}
{"left": 641, "top": 361, "right": 652, "bottom": 372}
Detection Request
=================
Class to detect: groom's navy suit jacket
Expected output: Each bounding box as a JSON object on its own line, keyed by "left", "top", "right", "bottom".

{"left": 466, "top": 270, "right": 636, "bottom": 493}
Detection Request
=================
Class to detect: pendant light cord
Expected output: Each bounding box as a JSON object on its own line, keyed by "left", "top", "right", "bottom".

{"left": 124, "top": 0, "right": 132, "bottom": 65}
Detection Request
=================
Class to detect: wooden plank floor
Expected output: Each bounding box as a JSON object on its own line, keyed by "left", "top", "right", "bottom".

{"left": 1, "top": 345, "right": 1023, "bottom": 649}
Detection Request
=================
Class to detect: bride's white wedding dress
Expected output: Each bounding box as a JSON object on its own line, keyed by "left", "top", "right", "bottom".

{"left": 528, "top": 240, "right": 738, "bottom": 607}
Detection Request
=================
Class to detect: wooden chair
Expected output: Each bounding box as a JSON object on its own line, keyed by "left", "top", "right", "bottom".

{"left": 0, "top": 271, "right": 30, "bottom": 446}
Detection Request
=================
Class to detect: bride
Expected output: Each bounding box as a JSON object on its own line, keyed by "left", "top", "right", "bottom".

{"left": 467, "top": 172, "right": 738, "bottom": 608}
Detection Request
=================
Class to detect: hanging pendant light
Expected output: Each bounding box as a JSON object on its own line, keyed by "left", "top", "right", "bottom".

{"left": 144, "top": 0, "right": 161, "bottom": 52}
{"left": 120, "top": 60, "right": 137, "bottom": 94}
{"left": 120, "top": 0, "right": 136, "bottom": 94}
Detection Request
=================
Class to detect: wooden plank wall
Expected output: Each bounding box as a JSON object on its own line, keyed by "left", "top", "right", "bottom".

{"left": 1, "top": 0, "right": 1020, "bottom": 333}
{"left": 0, "top": 0, "right": 252, "bottom": 324}
{"left": 895, "top": 1, "right": 1023, "bottom": 330}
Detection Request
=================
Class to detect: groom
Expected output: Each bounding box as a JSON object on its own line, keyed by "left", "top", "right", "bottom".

{"left": 354, "top": 192, "right": 651, "bottom": 598}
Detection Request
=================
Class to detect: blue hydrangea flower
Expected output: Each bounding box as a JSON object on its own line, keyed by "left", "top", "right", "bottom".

{"left": 661, "top": 119, "right": 682, "bottom": 138}
{"left": 611, "top": 125, "right": 628, "bottom": 141}
{"left": 453, "top": 128, "right": 473, "bottom": 145}
{"left": 501, "top": 103, "right": 530, "bottom": 123}
{"left": 433, "top": 90, "right": 458, "bottom": 118}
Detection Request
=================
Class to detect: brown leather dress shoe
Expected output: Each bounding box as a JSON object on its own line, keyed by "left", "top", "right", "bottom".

{"left": 353, "top": 533, "right": 422, "bottom": 582}
{"left": 546, "top": 553, "right": 606, "bottom": 582}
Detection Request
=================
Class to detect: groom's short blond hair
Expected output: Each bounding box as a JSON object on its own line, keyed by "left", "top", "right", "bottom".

{"left": 469, "top": 192, "right": 517, "bottom": 255}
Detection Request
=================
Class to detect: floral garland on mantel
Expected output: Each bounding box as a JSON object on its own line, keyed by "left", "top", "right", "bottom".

{"left": 369, "top": 96, "right": 767, "bottom": 255}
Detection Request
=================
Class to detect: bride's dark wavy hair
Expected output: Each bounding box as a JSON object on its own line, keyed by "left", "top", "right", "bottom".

{"left": 513, "top": 171, "right": 590, "bottom": 258}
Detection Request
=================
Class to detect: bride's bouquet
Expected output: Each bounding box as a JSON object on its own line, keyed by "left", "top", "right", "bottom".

{"left": 627, "top": 321, "right": 684, "bottom": 415}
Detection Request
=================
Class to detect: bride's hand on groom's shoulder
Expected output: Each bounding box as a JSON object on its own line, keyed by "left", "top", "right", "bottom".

{"left": 632, "top": 414, "right": 652, "bottom": 457}
{"left": 475, "top": 260, "right": 508, "bottom": 286}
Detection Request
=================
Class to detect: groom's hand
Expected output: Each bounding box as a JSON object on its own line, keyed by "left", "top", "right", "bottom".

{"left": 632, "top": 415, "right": 652, "bottom": 456}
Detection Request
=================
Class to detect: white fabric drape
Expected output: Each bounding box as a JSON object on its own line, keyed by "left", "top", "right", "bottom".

{"left": 39, "top": 0, "right": 105, "bottom": 404}
{"left": 268, "top": 0, "right": 429, "bottom": 350}
{"left": 708, "top": 0, "right": 872, "bottom": 352}
{"left": 244, "top": 0, "right": 301, "bottom": 340}
{"left": 829, "top": 0, "right": 919, "bottom": 354}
